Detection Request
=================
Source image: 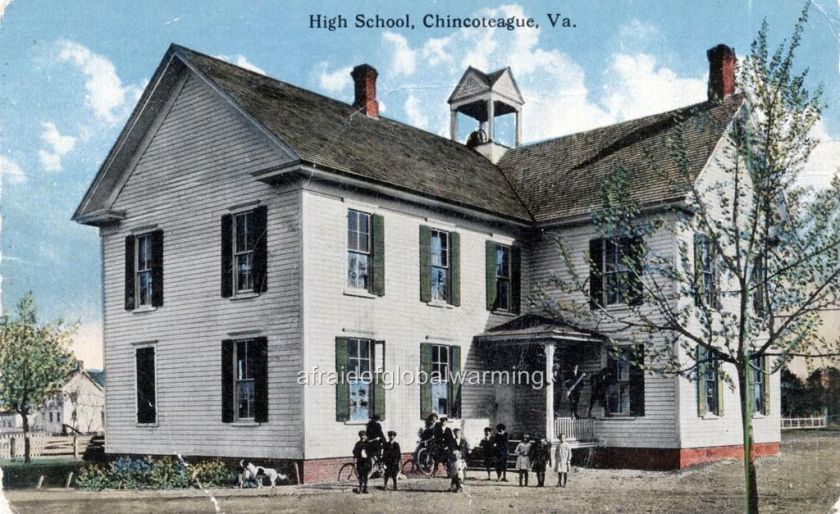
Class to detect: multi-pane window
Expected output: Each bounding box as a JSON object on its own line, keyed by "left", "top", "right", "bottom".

{"left": 136, "top": 234, "right": 154, "bottom": 307}
{"left": 494, "top": 244, "right": 512, "bottom": 311}
{"left": 430, "top": 230, "right": 450, "bottom": 302}
{"left": 607, "top": 347, "right": 631, "bottom": 414}
{"left": 752, "top": 260, "right": 767, "bottom": 317}
{"left": 233, "top": 211, "right": 255, "bottom": 293}
{"left": 431, "top": 345, "right": 450, "bottom": 416}
{"left": 752, "top": 356, "right": 766, "bottom": 415}
{"left": 700, "top": 350, "right": 721, "bottom": 415}
{"left": 603, "top": 239, "right": 630, "bottom": 305}
{"left": 695, "top": 235, "right": 719, "bottom": 307}
{"left": 235, "top": 340, "right": 256, "bottom": 420}
{"left": 348, "top": 338, "right": 373, "bottom": 421}
{"left": 347, "top": 210, "right": 371, "bottom": 290}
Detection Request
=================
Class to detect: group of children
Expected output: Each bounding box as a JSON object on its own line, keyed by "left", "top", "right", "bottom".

{"left": 352, "top": 415, "right": 574, "bottom": 494}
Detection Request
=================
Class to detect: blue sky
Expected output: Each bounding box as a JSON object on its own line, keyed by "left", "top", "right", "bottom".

{"left": 0, "top": 0, "right": 839, "bottom": 367}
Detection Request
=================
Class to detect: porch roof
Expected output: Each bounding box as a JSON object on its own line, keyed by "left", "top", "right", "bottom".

{"left": 474, "top": 314, "right": 605, "bottom": 345}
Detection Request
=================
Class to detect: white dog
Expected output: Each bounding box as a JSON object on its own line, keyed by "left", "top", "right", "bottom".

{"left": 238, "top": 460, "right": 288, "bottom": 488}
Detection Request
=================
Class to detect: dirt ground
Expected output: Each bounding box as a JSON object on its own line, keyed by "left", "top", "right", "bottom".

{"left": 5, "top": 431, "right": 840, "bottom": 514}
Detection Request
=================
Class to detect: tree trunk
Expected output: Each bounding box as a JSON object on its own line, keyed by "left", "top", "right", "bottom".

{"left": 737, "top": 363, "right": 759, "bottom": 514}
{"left": 21, "top": 413, "right": 31, "bottom": 464}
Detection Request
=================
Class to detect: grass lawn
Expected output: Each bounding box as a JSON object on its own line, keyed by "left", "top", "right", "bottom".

{"left": 1, "top": 459, "right": 83, "bottom": 489}
{"left": 5, "top": 431, "right": 840, "bottom": 513}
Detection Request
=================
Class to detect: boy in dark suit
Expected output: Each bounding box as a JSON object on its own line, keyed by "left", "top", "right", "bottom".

{"left": 382, "top": 430, "right": 401, "bottom": 490}
{"left": 352, "top": 430, "right": 371, "bottom": 494}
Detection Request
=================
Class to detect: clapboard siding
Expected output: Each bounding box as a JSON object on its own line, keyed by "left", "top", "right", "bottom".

{"left": 528, "top": 217, "right": 680, "bottom": 448}
{"left": 100, "top": 71, "right": 304, "bottom": 459}
{"left": 300, "top": 182, "right": 528, "bottom": 458}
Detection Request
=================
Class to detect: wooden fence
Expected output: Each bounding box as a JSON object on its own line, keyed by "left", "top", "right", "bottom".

{"left": 781, "top": 416, "right": 827, "bottom": 430}
{"left": 0, "top": 432, "right": 94, "bottom": 459}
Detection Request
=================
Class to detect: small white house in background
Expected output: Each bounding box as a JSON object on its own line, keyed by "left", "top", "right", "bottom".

{"left": 0, "top": 368, "right": 105, "bottom": 435}
{"left": 73, "top": 43, "right": 779, "bottom": 483}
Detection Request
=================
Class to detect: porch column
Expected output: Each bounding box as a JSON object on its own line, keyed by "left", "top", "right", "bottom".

{"left": 544, "top": 341, "right": 556, "bottom": 442}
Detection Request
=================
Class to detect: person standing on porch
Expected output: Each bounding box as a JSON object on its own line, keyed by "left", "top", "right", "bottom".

{"left": 554, "top": 433, "right": 572, "bottom": 487}
{"left": 514, "top": 433, "right": 531, "bottom": 487}
{"left": 479, "top": 427, "right": 494, "bottom": 480}
{"left": 564, "top": 364, "right": 586, "bottom": 419}
{"left": 493, "top": 423, "right": 509, "bottom": 482}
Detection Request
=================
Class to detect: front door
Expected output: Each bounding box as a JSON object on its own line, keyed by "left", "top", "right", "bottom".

{"left": 493, "top": 384, "right": 515, "bottom": 430}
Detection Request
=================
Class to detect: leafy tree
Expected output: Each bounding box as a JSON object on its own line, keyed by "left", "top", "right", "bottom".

{"left": 0, "top": 293, "right": 76, "bottom": 462}
{"left": 805, "top": 367, "right": 840, "bottom": 419}
{"left": 533, "top": 7, "right": 837, "bottom": 513}
{"left": 780, "top": 366, "right": 814, "bottom": 417}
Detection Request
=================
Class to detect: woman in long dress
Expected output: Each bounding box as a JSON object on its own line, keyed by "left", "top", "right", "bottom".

{"left": 553, "top": 433, "right": 572, "bottom": 487}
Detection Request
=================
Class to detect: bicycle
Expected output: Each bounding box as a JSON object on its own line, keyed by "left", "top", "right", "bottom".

{"left": 402, "top": 438, "right": 449, "bottom": 477}
{"left": 337, "top": 449, "right": 384, "bottom": 482}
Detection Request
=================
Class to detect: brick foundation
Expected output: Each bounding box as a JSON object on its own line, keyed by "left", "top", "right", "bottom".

{"left": 576, "top": 442, "right": 780, "bottom": 470}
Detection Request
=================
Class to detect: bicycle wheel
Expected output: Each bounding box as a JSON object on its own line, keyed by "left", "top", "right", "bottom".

{"left": 337, "top": 462, "right": 357, "bottom": 482}
{"left": 416, "top": 448, "right": 434, "bottom": 476}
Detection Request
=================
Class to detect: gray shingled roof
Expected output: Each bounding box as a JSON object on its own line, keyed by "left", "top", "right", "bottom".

{"left": 175, "top": 46, "right": 742, "bottom": 225}
{"left": 176, "top": 46, "right": 532, "bottom": 221}
{"left": 498, "top": 95, "right": 744, "bottom": 223}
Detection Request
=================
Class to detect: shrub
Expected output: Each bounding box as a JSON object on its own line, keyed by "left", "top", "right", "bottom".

{"left": 188, "top": 459, "right": 234, "bottom": 488}
{"left": 150, "top": 456, "right": 190, "bottom": 489}
{"left": 76, "top": 464, "right": 112, "bottom": 491}
{"left": 108, "top": 456, "right": 152, "bottom": 489}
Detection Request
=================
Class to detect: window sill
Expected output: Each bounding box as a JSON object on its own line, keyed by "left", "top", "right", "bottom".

{"left": 230, "top": 292, "right": 260, "bottom": 301}
{"left": 343, "top": 420, "right": 370, "bottom": 426}
{"left": 132, "top": 306, "right": 157, "bottom": 314}
{"left": 135, "top": 423, "right": 159, "bottom": 428}
{"left": 231, "top": 421, "right": 261, "bottom": 427}
{"left": 427, "top": 300, "right": 454, "bottom": 309}
{"left": 751, "top": 413, "right": 767, "bottom": 419}
{"left": 343, "top": 288, "right": 376, "bottom": 299}
{"left": 701, "top": 413, "right": 722, "bottom": 420}
{"left": 491, "top": 310, "right": 518, "bottom": 317}
{"left": 598, "top": 415, "right": 637, "bottom": 421}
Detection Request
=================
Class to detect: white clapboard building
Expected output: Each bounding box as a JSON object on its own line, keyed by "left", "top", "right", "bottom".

{"left": 73, "top": 43, "right": 780, "bottom": 482}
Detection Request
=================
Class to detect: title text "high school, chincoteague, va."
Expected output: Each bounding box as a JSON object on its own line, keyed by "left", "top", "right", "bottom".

{"left": 308, "top": 13, "right": 575, "bottom": 32}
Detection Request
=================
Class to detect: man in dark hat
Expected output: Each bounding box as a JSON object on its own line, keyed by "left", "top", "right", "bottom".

{"left": 352, "top": 430, "right": 371, "bottom": 494}
{"left": 382, "top": 430, "right": 401, "bottom": 490}
{"left": 366, "top": 414, "right": 385, "bottom": 464}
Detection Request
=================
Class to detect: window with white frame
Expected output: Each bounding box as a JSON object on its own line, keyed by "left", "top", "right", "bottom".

{"left": 752, "top": 356, "right": 766, "bottom": 415}
{"left": 430, "top": 230, "right": 450, "bottom": 302}
{"left": 348, "top": 338, "right": 373, "bottom": 421}
{"left": 235, "top": 340, "right": 257, "bottom": 420}
{"left": 703, "top": 354, "right": 721, "bottom": 416}
{"left": 695, "top": 234, "right": 719, "bottom": 307}
{"left": 136, "top": 233, "right": 154, "bottom": 307}
{"left": 494, "top": 244, "right": 512, "bottom": 311}
{"left": 603, "top": 239, "right": 630, "bottom": 306}
{"left": 431, "top": 344, "right": 450, "bottom": 416}
{"left": 607, "top": 347, "right": 631, "bottom": 414}
{"left": 347, "top": 210, "right": 371, "bottom": 290}
{"left": 233, "top": 211, "right": 256, "bottom": 293}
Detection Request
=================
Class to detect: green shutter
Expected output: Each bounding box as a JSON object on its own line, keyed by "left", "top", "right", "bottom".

{"left": 371, "top": 214, "right": 385, "bottom": 296}
{"left": 626, "top": 236, "right": 644, "bottom": 306}
{"left": 589, "top": 238, "right": 603, "bottom": 309}
{"left": 419, "top": 226, "right": 431, "bottom": 303}
{"left": 761, "top": 356, "right": 770, "bottom": 415}
{"left": 485, "top": 241, "right": 497, "bottom": 311}
{"left": 697, "top": 346, "right": 707, "bottom": 417}
{"left": 335, "top": 338, "right": 350, "bottom": 422}
{"left": 450, "top": 345, "right": 461, "bottom": 418}
{"left": 373, "top": 341, "right": 386, "bottom": 420}
{"left": 420, "top": 343, "right": 432, "bottom": 418}
{"left": 511, "top": 245, "right": 522, "bottom": 314}
{"left": 694, "top": 233, "right": 705, "bottom": 306}
{"left": 450, "top": 231, "right": 460, "bottom": 306}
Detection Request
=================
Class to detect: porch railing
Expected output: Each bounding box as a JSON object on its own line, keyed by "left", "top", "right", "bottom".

{"left": 781, "top": 416, "right": 827, "bottom": 430}
{"left": 554, "top": 417, "right": 596, "bottom": 442}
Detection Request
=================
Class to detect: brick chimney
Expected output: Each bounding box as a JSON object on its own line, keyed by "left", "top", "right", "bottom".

{"left": 707, "top": 44, "right": 737, "bottom": 101}
{"left": 351, "top": 64, "right": 379, "bottom": 118}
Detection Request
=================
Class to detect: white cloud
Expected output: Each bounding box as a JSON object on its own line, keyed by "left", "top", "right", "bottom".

{"left": 404, "top": 94, "right": 428, "bottom": 129}
{"left": 800, "top": 121, "right": 840, "bottom": 190}
{"left": 0, "top": 0, "right": 11, "bottom": 20}
{"left": 0, "top": 155, "right": 26, "bottom": 185}
{"left": 215, "top": 54, "right": 265, "bottom": 75}
{"left": 601, "top": 53, "right": 706, "bottom": 122}
{"left": 57, "top": 40, "right": 142, "bottom": 125}
{"left": 316, "top": 62, "right": 353, "bottom": 93}
{"left": 38, "top": 121, "right": 77, "bottom": 172}
{"left": 382, "top": 32, "right": 417, "bottom": 77}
